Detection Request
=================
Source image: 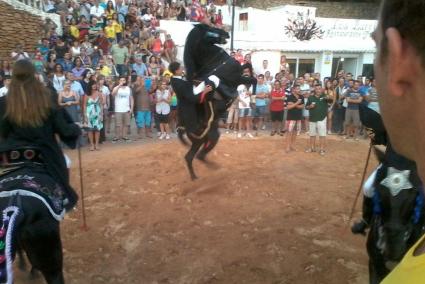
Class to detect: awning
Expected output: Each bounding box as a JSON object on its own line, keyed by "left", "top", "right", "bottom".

{"left": 159, "top": 20, "right": 376, "bottom": 54}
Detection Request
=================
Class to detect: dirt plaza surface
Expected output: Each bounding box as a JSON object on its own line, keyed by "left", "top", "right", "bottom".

{"left": 16, "top": 134, "right": 374, "bottom": 284}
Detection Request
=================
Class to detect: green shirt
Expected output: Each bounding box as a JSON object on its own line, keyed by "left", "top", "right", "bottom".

{"left": 89, "top": 26, "right": 102, "bottom": 36}
{"left": 307, "top": 94, "right": 328, "bottom": 122}
{"left": 111, "top": 45, "right": 128, "bottom": 65}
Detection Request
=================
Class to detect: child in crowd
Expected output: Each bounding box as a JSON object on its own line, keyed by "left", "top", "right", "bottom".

{"left": 154, "top": 80, "right": 171, "bottom": 140}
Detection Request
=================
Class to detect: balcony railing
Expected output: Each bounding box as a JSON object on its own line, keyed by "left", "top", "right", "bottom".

{"left": 17, "top": 0, "right": 43, "bottom": 11}
{"left": 1, "top": 0, "right": 62, "bottom": 34}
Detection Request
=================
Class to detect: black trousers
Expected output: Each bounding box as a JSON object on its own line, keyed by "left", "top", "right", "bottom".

{"left": 332, "top": 107, "right": 346, "bottom": 133}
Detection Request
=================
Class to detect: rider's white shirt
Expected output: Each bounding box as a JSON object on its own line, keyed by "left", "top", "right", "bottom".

{"left": 0, "top": 86, "right": 8, "bottom": 97}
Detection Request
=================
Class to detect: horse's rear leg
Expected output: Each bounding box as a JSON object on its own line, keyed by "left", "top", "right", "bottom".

{"left": 21, "top": 220, "right": 64, "bottom": 284}
{"left": 16, "top": 242, "right": 42, "bottom": 280}
{"left": 197, "top": 127, "right": 220, "bottom": 164}
{"left": 186, "top": 141, "right": 202, "bottom": 180}
{"left": 16, "top": 243, "right": 28, "bottom": 271}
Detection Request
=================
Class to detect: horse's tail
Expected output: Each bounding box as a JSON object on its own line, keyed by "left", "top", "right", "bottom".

{"left": 0, "top": 205, "right": 21, "bottom": 284}
{"left": 177, "top": 127, "right": 191, "bottom": 147}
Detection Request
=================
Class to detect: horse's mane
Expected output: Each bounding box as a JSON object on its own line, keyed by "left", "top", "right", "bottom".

{"left": 184, "top": 24, "right": 226, "bottom": 82}
{"left": 184, "top": 25, "right": 203, "bottom": 82}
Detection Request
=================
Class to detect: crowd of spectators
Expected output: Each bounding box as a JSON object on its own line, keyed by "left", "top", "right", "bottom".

{"left": 226, "top": 54, "right": 378, "bottom": 155}
{"left": 0, "top": 0, "right": 377, "bottom": 155}
{"left": 0, "top": 0, "right": 223, "bottom": 150}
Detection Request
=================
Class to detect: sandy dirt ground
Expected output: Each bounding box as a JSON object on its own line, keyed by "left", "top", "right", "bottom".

{"left": 15, "top": 133, "right": 377, "bottom": 284}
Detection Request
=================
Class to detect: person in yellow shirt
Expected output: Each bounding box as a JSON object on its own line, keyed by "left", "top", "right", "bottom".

{"left": 97, "top": 57, "right": 117, "bottom": 77}
{"left": 373, "top": 0, "right": 425, "bottom": 283}
{"left": 381, "top": 239, "right": 425, "bottom": 284}
{"left": 104, "top": 20, "right": 116, "bottom": 43}
{"left": 69, "top": 18, "right": 80, "bottom": 40}
{"left": 105, "top": 0, "right": 115, "bottom": 20}
{"left": 162, "top": 69, "right": 173, "bottom": 78}
{"left": 111, "top": 13, "right": 123, "bottom": 42}
{"left": 99, "top": 65, "right": 111, "bottom": 77}
{"left": 99, "top": 59, "right": 112, "bottom": 77}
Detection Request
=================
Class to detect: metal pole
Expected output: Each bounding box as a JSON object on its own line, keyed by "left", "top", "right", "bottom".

{"left": 334, "top": 58, "right": 341, "bottom": 78}
{"left": 230, "top": 0, "right": 236, "bottom": 51}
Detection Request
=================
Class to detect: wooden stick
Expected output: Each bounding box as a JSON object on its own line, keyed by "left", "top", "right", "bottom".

{"left": 348, "top": 143, "right": 373, "bottom": 224}
{"left": 78, "top": 145, "right": 88, "bottom": 230}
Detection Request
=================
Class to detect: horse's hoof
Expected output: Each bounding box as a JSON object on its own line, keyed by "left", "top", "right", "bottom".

{"left": 191, "top": 175, "right": 198, "bottom": 181}
{"left": 197, "top": 156, "right": 220, "bottom": 170}
{"left": 196, "top": 155, "right": 206, "bottom": 162}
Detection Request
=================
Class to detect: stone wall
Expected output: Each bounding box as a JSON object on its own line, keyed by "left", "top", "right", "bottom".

{"left": 244, "top": 0, "right": 380, "bottom": 19}
{"left": 0, "top": 1, "right": 44, "bottom": 60}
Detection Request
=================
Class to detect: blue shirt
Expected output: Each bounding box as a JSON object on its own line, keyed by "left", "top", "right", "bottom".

{"left": 359, "top": 85, "right": 370, "bottom": 96}
{"left": 61, "top": 60, "right": 74, "bottom": 73}
{"left": 71, "top": 81, "right": 84, "bottom": 97}
{"left": 39, "top": 46, "right": 50, "bottom": 60}
{"left": 72, "top": 67, "right": 86, "bottom": 79}
{"left": 254, "top": 84, "right": 270, "bottom": 107}
{"left": 132, "top": 63, "right": 148, "bottom": 76}
{"left": 144, "top": 77, "right": 152, "bottom": 92}
{"left": 117, "top": 5, "right": 128, "bottom": 25}
{"left": 346, "top": 89, "right": 363, "bottom": 110}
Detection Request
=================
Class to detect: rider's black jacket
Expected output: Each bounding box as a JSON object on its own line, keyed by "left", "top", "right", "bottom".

{"left": 0, "top": 93, "right": 81, "bottom": 211}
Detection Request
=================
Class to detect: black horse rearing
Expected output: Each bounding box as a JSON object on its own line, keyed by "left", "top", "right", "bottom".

{"left": 177, "top": 24, "right": 257, "bottom": 180}
{"left": 184, "top": 23, "right": 257, "bottom": 103}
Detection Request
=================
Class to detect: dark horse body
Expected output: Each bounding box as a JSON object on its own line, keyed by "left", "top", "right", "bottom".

{"left": 366, "top": 147, "right": 424, "bottom": 284}
{"left": 178, "top": 24, "right": 256, "bottom": 179}
{"left": 0, "top": 161, "right": 67, "bottom": 284}
{"left": 355, "top": 105, "right": 425, "bottom": 284}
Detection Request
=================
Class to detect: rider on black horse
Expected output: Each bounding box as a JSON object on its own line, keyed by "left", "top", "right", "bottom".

{"left": 169, "top": 61, "right": 220, "bottom": 136}
{"left": 0, "top": 59, "right": 81, "bottom": 213}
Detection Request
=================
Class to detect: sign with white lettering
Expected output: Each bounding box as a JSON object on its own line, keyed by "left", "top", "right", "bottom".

{"left": 318, "top": 19, "right": 377, "bottom": 40}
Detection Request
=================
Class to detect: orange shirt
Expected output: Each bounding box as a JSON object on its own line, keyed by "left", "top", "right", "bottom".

{"left": 152, "top": 38, "right": 162, "bottom": 53}
{"left": 235, "top": 54, "right": 244, "bottom": 64}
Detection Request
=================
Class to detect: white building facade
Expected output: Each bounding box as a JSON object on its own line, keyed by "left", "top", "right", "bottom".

{"left": 160, "top": 4, "right": 377, "bottom": 79}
